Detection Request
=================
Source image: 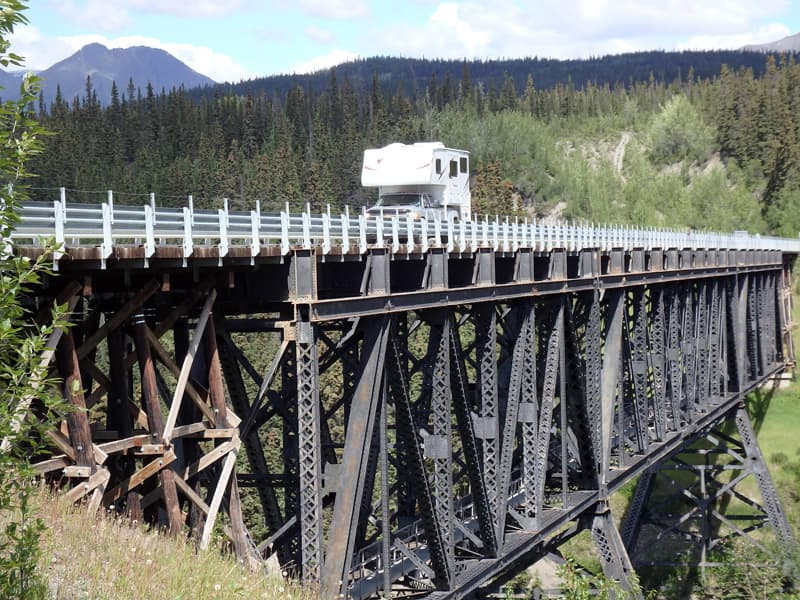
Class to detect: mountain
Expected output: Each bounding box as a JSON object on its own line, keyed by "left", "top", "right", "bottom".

{"left": 5, "top": 43, "right": 215, "bottom": 104}
{"left": 743, "top": 33, "right": 800, "bottom": 53}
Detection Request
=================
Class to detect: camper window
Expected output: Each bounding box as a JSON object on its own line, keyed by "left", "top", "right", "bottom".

{"left": 460, "top": 157, "right": 467, "bottom": 173}
{"left": 435, "top": 158, "right": 442, "bottom": 174}
{"left": 449, "top": 160, "right": 457, "bottom": 178}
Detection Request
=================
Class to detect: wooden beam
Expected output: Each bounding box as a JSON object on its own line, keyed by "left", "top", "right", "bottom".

{"left": 203, "top": 312, "right": 229, "bottom": 426}
{"left": 102, "top": 449, "right": 177, "bottom": 504}
{"left": 162, "top": 290, "right": 217, "bottom": 442}
{"left": 180, "top": 439, "right": 239, "bottom": 481}
{"left": 200, "top": 446, "right": 238, "bottom": 550}
{"left": 55, "top": 328, "right": 97, "bottom": 472}
{"left": 76, "top": 279, "right": 160, "bottom": 360}
{"left": 65, "top": 467, "right": 110, "bottom": 504}
{"left": 132, "top": 314, "right": 183, "bottom": 535}
{"left": 145, "top": 328, "right": 215, "bottom": 425}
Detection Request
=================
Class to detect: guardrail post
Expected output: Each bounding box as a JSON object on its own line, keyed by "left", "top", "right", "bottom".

{"left": 341, "top": 210, "right": 350, "bottom": 253}
{"left": 100, "top": 202, "right": 112, "bottom": 269}
{"left": 53, "top": 197, "right": 65, "bottom": 270}
{"left": 218, "top": 208, "right": 229, "bottom": 264}
{"left": 250, "top": 209, "right": 260, "bottom": 262}
{"left": 322, "top": 212, "right": 331, "bottom": 255}
{"left": 143, "top": 204, "right": 155, "bottom": 266}
{"left": 280, "top": 209, "right": 290, "bottom": 255}
{"left": 182, "top": 207, "right": 193, "bottom": 264}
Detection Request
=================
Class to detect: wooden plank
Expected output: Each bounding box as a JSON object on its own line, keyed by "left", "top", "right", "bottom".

{"left": 200, "top": 446, "right": 239, "bottom": 550}
{"left": 32, "top": 456, "right": 70, "bottom": 474}
{"left": 63, "top": 466, "right": 92, "bottom": 478}
{"left": 203, "top": 312, "right": 229, "bottom": 426}
{"left": 181, "top": 439, "right": 239, "bottom": 481}
{"left": 145, "top": 328, "right": 216, "bottom": 425}
{"left": 228, "top": 473, "right": 253, "bottom": 563}
{"left": 95, "top": 434, "right": 153, "bottom": 455}
{"left": 187, "top": 428, "right": 239, "bottom": 439}
{"left": 64, "top": 467, "right": 110, "bottom": 504}
{"left": 46, "top": 428, "right": 76, "bottom": 459}
{"left": 169, "top": 422, "right": 207, "bottom": 439}
{"left": 162, "top": 289, "right": 217, "bottom": 442}
{"left": 76, "top": 279, "right": 160, "bottom": 360}
{"left": 173, "top": 473, "right": 210, "bottom": 515}
{"left": 46, "top": 421, "right": 108, "bottom": 465}
{"left": 102, "top": 449, "right": 177, "bottom": 504}
{"left": 55, "top": 329, "right": 96, "bottom": 472}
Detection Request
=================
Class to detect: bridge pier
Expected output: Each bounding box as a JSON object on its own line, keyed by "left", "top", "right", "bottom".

{"left": 621, "top": 404, "right": 795, "bottom": 571}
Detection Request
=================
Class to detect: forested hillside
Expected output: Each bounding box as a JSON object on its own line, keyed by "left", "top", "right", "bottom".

{"left": 28, "top": 53, "right": 800, "bottom": 236}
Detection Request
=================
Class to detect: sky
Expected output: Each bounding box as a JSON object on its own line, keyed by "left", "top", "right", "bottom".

{"left": 10, "top": 0, "right": 800, "bottom": 83}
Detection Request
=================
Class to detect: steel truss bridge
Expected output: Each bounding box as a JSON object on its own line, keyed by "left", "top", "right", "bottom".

{"left": 8, "top": 194, "right": 800, "bottom": 598}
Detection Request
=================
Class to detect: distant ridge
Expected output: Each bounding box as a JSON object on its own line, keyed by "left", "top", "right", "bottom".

{"left": 1, "top": 43, "right": 215, "bottom": 104}
{"left": 743, "top": 32, "right": 800, "bottom": 53}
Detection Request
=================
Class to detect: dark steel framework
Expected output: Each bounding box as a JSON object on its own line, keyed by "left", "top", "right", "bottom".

{"left": 21, "top": 243, "right": 796, "bottom": 599}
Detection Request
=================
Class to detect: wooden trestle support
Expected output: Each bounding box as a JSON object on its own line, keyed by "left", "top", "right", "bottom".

{"left": 18, "top": 246, "right": 799, "bottom": 600}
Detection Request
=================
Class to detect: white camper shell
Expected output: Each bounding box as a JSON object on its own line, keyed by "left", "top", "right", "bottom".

{"left": 361, "top": 142, "right": 471, "bottom": 221}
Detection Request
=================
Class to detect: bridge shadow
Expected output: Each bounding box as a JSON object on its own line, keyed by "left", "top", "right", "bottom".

{"left": 748, "top": 377, "right": 780, "bottom": 435}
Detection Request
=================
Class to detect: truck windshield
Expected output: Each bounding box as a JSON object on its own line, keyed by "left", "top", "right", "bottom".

{"left": 376, "top": 193, "right": 424, "bottom": 207}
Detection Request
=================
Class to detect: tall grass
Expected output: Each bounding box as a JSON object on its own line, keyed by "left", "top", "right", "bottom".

{"left": 17, "top": 488, "right": 312, "bottom": 600}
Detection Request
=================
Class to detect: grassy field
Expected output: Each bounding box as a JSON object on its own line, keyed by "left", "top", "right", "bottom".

{"left": 29, "top": 489, "right": 312, "bottom": 600}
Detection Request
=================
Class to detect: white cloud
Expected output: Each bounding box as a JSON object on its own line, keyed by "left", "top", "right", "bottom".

{"left": 289, "top": 49, "right": 359, "bottom": 74}
{"left": 298, "top": 0, "right": 369, "bottom": 20}
{"left": 51, "top": 0, "right": 246, "bottom": 26}
{"left": 125, "top": 0, "right": 245, "bottom": 17}
{"left": 8, "top": 28, "right": 256, "bottom": 82}
{"left": 305, "top": 25, "right": 335, "bottom": 44}
{"left": 375, "top": 0, "right": 795, "bottom": 61}
{"left": 677, "top": 23, "right": 792, "bottom": 51}
{"left": 51, "top": 0, "right": 132, "bottom": 32}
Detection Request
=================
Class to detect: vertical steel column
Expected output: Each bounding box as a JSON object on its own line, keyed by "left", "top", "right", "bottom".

{"left": 518, "top": 302, "right": 539, "bottom": 525}
{"left": 475, "top": 304, "right": 500, "bottom": 543}
{"left": 695, "top": 282, "right": 711, "bottom": 413}
{"left": 387, "top": 317, "right": 452, "bottom": 588}
{"left": 392, "top": 314, "right": 415, "bottom": 525}
{"left": 322, "top": 316, "right": 389, "bottom": 598}
{"left": 681, "top": 286, "right": 697, "bottom": 420}
{"left": 496, "top": 301, "right": 533, "bottom": 536}
{"left": 449, "top": 316, "right": 497, "bottom": 556}
{"left": 430, "top": 311, "right": 455, "bottom": 583}
{"left": 707, "top": 281, "right": 723, "bottom": 405}
{"left": 295, "top": 313, "right": 322, "bottom": 582}
{"left": 626, "top": 289, "right": 649, "bottom": 454}
{"left": 532, "top": 299, "right": 563, "bottom": 529}
{"left": 600, "top": 290, "right": 625, "bottom": 483}
{"left": 584, "top": 289, "right": 603, "bottom": 482}
{"left": 734, "top": 405, "right": 796, "bottom": 551}
{"left": 650, "top": 287, "right": 667, "bottom": 441}
{"left": 665, "top": 289, "right": 683, "bottom": 431}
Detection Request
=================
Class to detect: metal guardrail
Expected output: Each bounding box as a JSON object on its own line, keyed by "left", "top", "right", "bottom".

{"left": 9, "top": 189, "right": 800, "bottom": 269}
